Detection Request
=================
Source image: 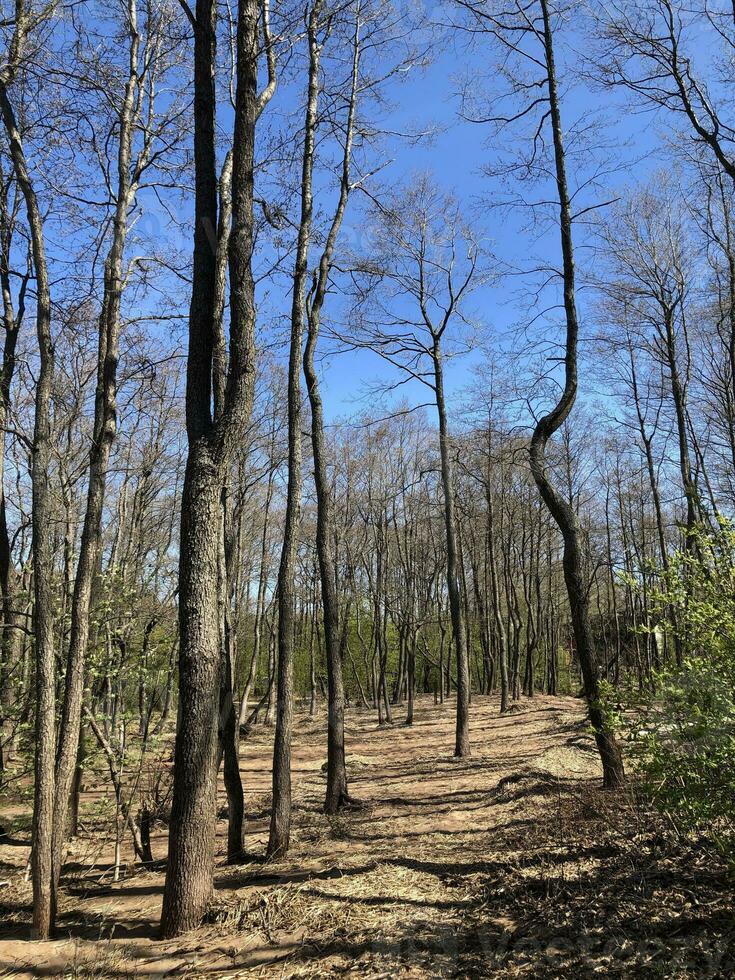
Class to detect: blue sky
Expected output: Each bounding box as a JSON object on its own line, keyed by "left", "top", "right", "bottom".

{"left": 32, "top": 0, "right": 688, "bottom": 435}
{"left": 309, "top": 6, "right": 668, "bottom": 426}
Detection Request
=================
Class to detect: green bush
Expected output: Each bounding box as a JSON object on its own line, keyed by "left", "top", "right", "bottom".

{"left": 629, "top": 522, "right": 735, "bottom": 850}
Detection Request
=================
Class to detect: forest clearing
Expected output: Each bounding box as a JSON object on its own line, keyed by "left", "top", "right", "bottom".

{"left": 1, "top": 696, "right": 733, "bottom": 978}
{"left": 1, "top": 0, "right": 735, "bottom": 975}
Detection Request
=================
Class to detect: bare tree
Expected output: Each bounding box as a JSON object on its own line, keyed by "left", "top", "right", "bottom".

{"left": 51, "top": 0, "right": 188, "bottom": 918}
{"left": 301, "top": 0, "right": 362, "bottom": 814}
{"left": 160, "top": 0, "right": 276, "bottom": 936}
{"left": 454, "top": 0, "right": 625, "bottom": 786}
{"left": 0, "top": 0, "right": 58, "bottom": 938}
{"left": 351, "top": 177, "right": 483, "bottom": 757}
{"left": 591, "top": 0, "right": 735, "bottom": 180}
{"left": 530, "top": 0, "right": 624, "bottom": 788}
{"left": 0, "top": 158, "right": 29, "bottom": 767}
{"left": 599, "top": 187, "right": 701, "bottom": 548}
{"left": 267, "top": 0, "right": 324, "bottom": 860}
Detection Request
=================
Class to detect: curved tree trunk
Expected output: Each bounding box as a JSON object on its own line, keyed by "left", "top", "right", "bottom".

{"left": 528, "top": 0, "right": 624, "bottom": 790}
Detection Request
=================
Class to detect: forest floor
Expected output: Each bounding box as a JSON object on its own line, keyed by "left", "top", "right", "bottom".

{"left": 0, "top": 694, "right": 733, "bottom": 978}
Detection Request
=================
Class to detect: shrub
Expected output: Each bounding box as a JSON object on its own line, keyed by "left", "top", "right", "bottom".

{"left": 628, "top": 522, "right": 735, "bottom": 850}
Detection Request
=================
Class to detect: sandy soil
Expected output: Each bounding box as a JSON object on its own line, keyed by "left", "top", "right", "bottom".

{"left": 0, "top": 694, "right": 732, "bottom": 978}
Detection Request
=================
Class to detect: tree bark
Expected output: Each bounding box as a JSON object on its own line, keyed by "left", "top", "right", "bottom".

{"left": 433, "top": 345, "right": 470, "bottom": 757}
{"left": 268, "top": 0, "right": 323, "bottom": 859}
{"left": 0, "top": 16, "right": 56, "bottom": 936}
{"left": 52, "top": 0, "right": 150, "bottom": 914}
{"left": 161, "top": 0, "right": 269, "bottom": 935}
{"left": 302, "top": 8, "right": 360, "bottom": 813}
{"left": 528, "top": 0, "right": 625, "bottom": 790}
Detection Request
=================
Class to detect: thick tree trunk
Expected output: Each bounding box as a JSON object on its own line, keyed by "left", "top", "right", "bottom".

{"left": 162, "top": 454, "right": 222, "bottom": 933}
{"left": 161, "top": 0, "right": 266, "bottom": 935}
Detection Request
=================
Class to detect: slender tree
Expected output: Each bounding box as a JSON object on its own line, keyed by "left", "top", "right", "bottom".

{"left": 267, "top": 0, "right": 324, "bottom": 859}
{"left": 351, "top": 179, "right": 482, "bottom": 757}
{"left": 527, "top": 0, "right": 625, "bottom": 787}
{"left": 302, "top": 2, "right": 361, "bottom": 812}
{"left": 0, "top": 0, "right": 57, "bottom": 938}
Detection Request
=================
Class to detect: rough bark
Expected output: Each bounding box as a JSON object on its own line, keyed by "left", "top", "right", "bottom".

{"left": 161, "top": 0, "right": 269, "bottom": 934}
{"left": 158, "top": 0, "right": 222, "bottom": 926}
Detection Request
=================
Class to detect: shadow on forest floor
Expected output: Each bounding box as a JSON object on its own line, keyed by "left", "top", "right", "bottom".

{"left": 0, "top": 695, "right": 733, "bottom": 978}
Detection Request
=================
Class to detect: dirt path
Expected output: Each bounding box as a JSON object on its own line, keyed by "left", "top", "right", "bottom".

{"left": 0, "top": 695, "right": 732, "bottom": 978}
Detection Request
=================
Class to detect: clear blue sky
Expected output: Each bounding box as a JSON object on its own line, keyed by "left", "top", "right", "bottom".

{"left": 309, "top": 11, "right": 667, "bottom": 426}
{"left": 48, "top": 2, "right": 672, "bottom": 431}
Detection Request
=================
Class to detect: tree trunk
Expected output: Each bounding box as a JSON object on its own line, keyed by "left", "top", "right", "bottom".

{"left": 1, "top": 51, "right": 56, "bottom": 940}
{"left": 528, "top": 0, "right": 624, "bottom": 790}
{"left": 218, "top": 499, "right": 244, "bottom": 862}
{"left": 301, "top": 10, "right": 359, "bottom": 810}
{"left": 0, "top": 178, "right": 23, "bottom": 766}
{"left": 161, "top": 0, "right": 268, "bottom": 935}
{"left": 487, "top": 488, "right": 509, "bottom": 713}
{"left": 239, "top": 464, "right": 275, "bottom": 733}
{"left": 52, "top": 0, "right": 143, "bottom": 910}
{"left": 433, "top": 345, "right": 470, "bottom": 757}
{"left": 268, "top": 0, "right": 323, "bottom": 859}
